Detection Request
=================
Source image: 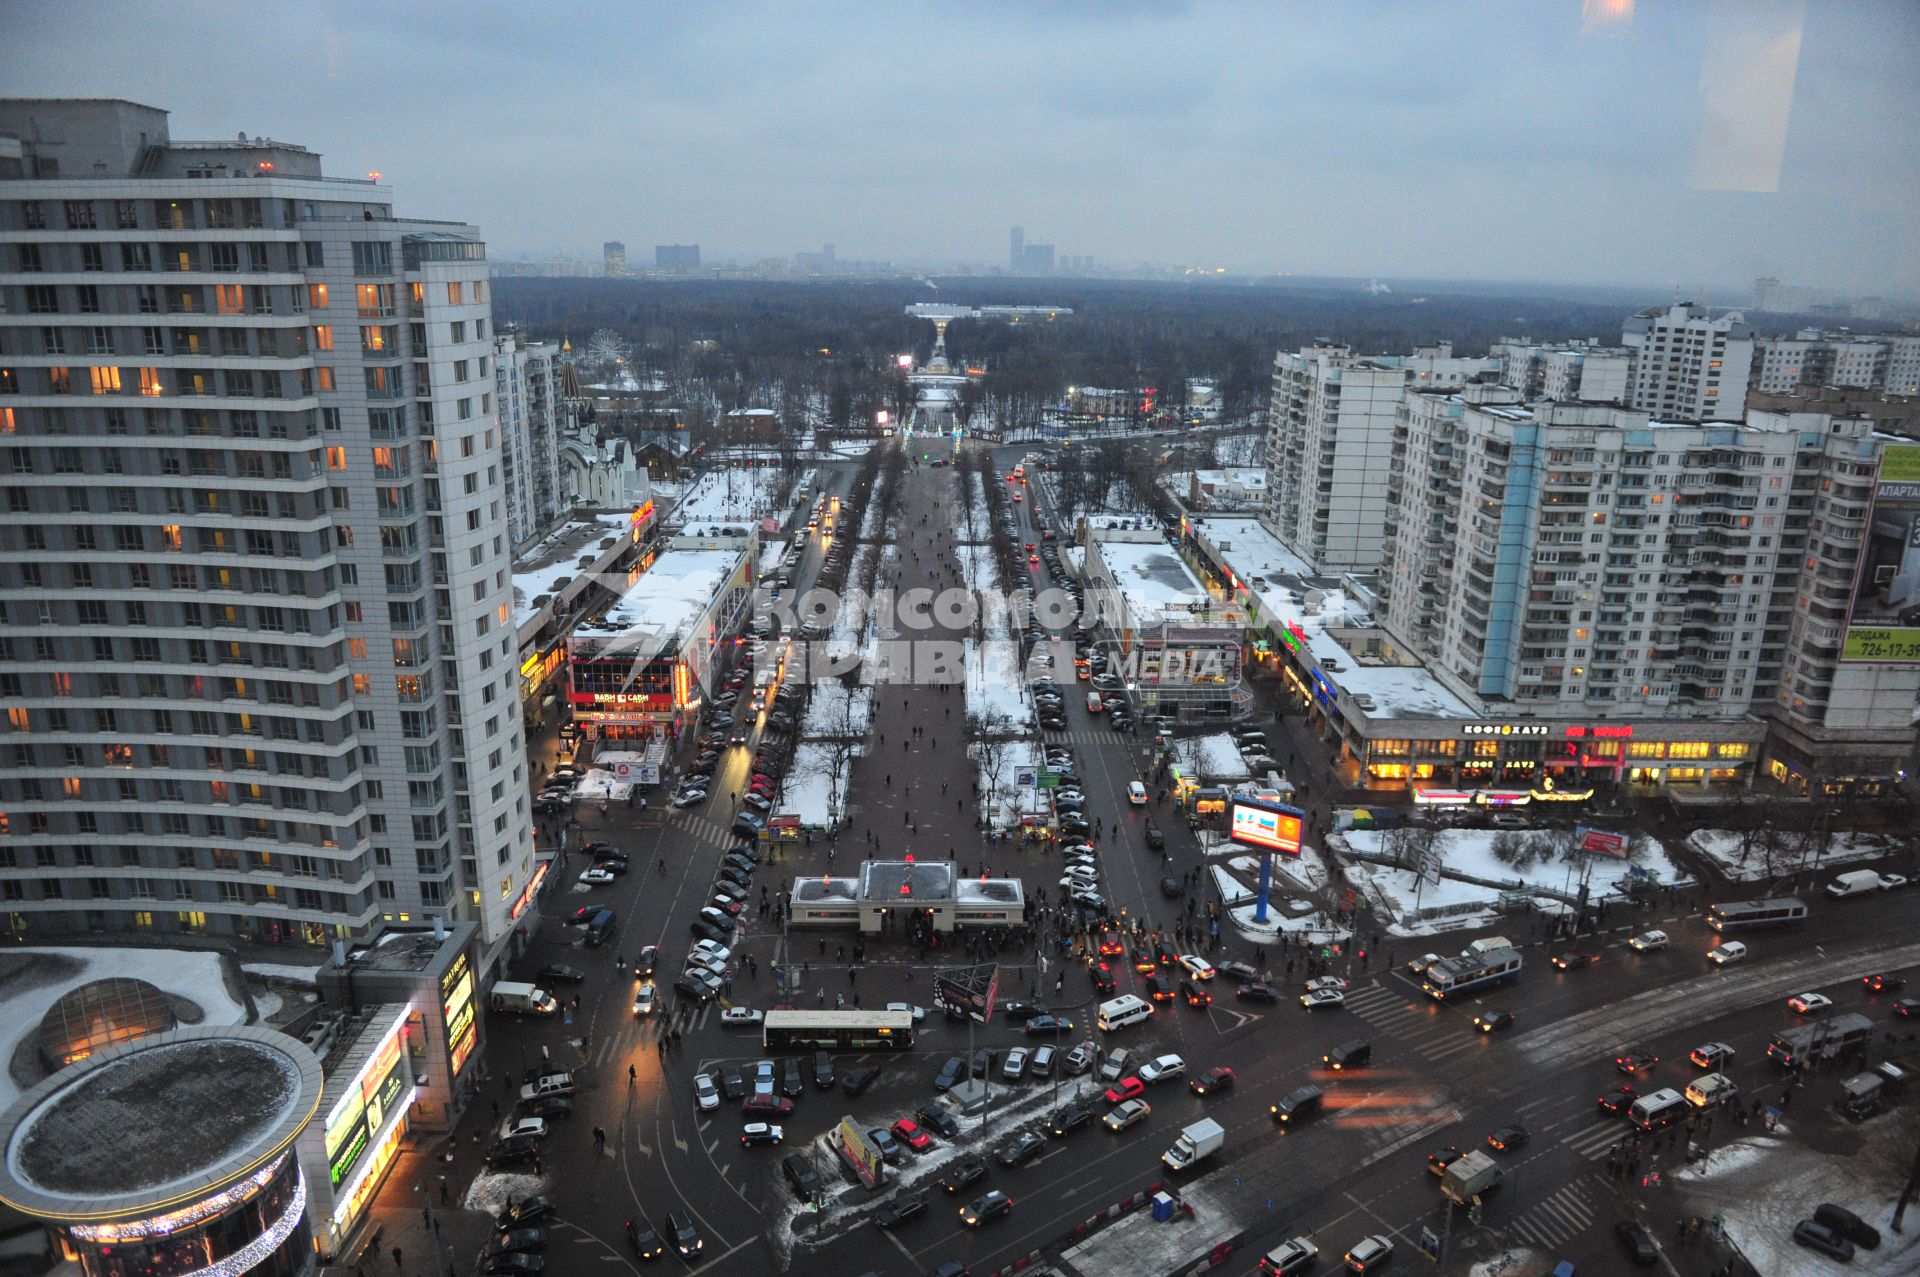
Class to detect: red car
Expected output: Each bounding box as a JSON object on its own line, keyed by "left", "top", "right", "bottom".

{"left": 1103, "top": 1077, "right": 1145, "bottom": 1105}
{"left": 1188, "top": 1067, "right": 1235, "bottom": 1097}
{"left": 890, "top": 1119, "right": 934, "bottom": 1153}
{"left": 741, "top": 1095, "right": 794, "bottom": 1117}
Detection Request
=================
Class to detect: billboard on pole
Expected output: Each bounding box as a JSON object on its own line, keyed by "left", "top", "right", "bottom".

{"left": 932, "top": 963, "right": 1000, "bottom": 1025}
{"left": 1227, "top": 799, "right": 1304, "bottom": 855}
{"left": 1575, "top": 825, "right": 1629, "bottom": 858}
{"left": 1842, "top": 443, "right": 1920, "bottom": 662}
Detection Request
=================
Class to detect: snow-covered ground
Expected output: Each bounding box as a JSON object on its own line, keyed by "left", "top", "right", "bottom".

{"left": 464, "top": 1169, "right": 546, "bottom": 1216}
{"left": 1172, "top": 732, "right": 1253, "bottom": 782}
{"left": 673, "top": 466, "right": 784, "bottom": 526}
{"left": 242, "top": 961, "right": 320, "bottom": 985}
{"left": 1673, "top": 1126, "right": 1920, "bottom": 1277}
{"left": 1338, "top": 827, "right": 1684, "bottom": 935}
{"left": 1202, "top": 832, "right": 1341, "bottom": 944}
{"left": 0, "top": 947, "right": 248, "bottom": 1108}
{"left": 1686, "top": 828, "right": 1901, "bottom": 883}
{"left": 784, "top": 741, "right": 851, "bottom": 831}
{"left": 964, "top": 639, "right": 1035, "bottom": 731}
{"left": 800, "top": 683, "right": 873, "bottom": 738}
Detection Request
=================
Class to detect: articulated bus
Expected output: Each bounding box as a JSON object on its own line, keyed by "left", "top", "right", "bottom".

{"left": 1421, "top": 948, "right": 1524, "bottom": 1001}
{"left": 761, "top": 1010, "right": 914, "bottom": 1052}
{"left": 1705, "top": 898, "right": 1808, "bottom": 932}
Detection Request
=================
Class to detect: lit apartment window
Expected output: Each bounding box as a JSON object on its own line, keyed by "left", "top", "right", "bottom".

{"left": 308, "top": 283, "right": 329, "bottom": 310}
{"left": 447, "top": 281, "right": 464, "bottom": 305}
{"left": 89, "top": 367, "right": 122, "bottom": 394}
{"left": 313, "top": 325, "right": 333, "bottom": 351}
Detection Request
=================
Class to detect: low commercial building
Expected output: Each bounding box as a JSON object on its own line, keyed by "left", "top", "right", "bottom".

{"left": 787, "top": 861, "right": 1026, "bottom": 933}
{"left": 1082, "top": 527, "right": 1248, "bottom": 721}
{"left": 565, "top": 530, "right": 757, "bottom": 743}
{"left": 512, "top": 508, "right": 657, "bottom": 721}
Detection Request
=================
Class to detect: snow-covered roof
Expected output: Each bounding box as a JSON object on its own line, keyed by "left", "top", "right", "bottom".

{"left": 1088, "top": 537, "right": 1210, "bottom": 625}
{"left": 582, "top": 542, "right": 747, "bottom": 653}
{"left": 511, "top": 513, "right": 634, "bottom": 632}
{"left": 1190, "top": 516, "right": 1477, "bottom": 720}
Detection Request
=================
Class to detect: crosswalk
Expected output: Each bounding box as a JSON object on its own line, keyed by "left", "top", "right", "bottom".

{"left": 1506, "top": 1173, "right": 1603, "bottom": 1250}
{"left": 1039, "top": 728, "right": 1141, "bottom": 745}
{"left": 588, "top": 1000, "right": 724, "bottom": 1068}
{"left": 1335, "top": 982, "right": 1490, "bottom": 1065}
{"left": 1561, "top": 1116, "right": 1630, "bottom": 1162}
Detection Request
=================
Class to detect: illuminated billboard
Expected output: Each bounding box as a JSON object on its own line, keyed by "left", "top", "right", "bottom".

{"left": 1843, "top": 443, "right": 1920, "bottom": 662}
{"left": 440, "top": 952, "right": 476, "bottom": 1078}
{"left": 1228, "top": 799, "right": 1304, "bottom": 855}
{"left": 322, "top": 1007, "right": 413, "bottom": 1188}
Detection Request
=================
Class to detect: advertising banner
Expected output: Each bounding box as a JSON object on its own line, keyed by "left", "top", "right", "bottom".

{"left": 834, "top": 1117, "right": 884, "bottom": 1190}
{"left": 1575, "top": 825, "right": 1629, "bottom": 858}
{"left": 1843, "top": 443, "right": 1920, "bottom": 662}
{"left": 1227, "top": 799, "right": 1304, "bottom": 855}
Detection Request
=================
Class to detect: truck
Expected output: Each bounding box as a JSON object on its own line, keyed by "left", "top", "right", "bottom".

{"left": 1767, "top": 1012, "right": 1875, "bottom": 1068}
{"left": 1440, "top": 1149, "right": 1504, "bottom": 1204}
{"left": 1463, "top": 935, "right": 1516, "bottom": 958}
{"left": 490, "top": 982, "right": 557, "bottom": 1015}
{"left": 1162, "top": 1118, "right": 1225, "bottom": 1171}
{"left": 1827, "top": 869, "right": 1903, "bottom": 898}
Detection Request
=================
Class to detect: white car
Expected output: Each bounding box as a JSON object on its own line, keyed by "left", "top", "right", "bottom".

{"left": 1406, "top": 953, "right": 1442, "bottom": 974}
{"left": 693, "top": 1072, "right": 720, "bottom": 1112}
{"left": 1300, "top": 988, "right": 1346, "bottom": 1009}
{"left": 721, "top": 1006, "right": 763, "bottom": 1026}
{"left": 577, "top": 867, "right": 616, "bottom": 885}
{"left": 1627, "top": 930, "right": 1669, "bottom": 952}
{"left": 1128, "top": 781, "right": 1148, "bottom": 805}
{"left": 1304, "top": 975, "right": 1348, "bottom": 994}
{"left": 1178, "top": 955, "right": 1216, "bottom": 980}
{"left": 672, "top": 788, "right": 709, "bottom": 808}
{"left": 686, "top": 952, "right": 728, "bottom": 976}
{"left": 1138, "top": 1053, "right": 1186, "bottom": 1085}
{"left": 691, "top": 940, "right": 731, "bottom": 962}
{"left": 632, "top": 982, "right": 657, "bottom": 1016}
{"left": 1787, "top": 992, "right": 1833, "bottom": 1015}
{"left": 499, "top": 1116, "right": 547, "bottom": 1141}
{"left": 885, "top": 1002, "right": 927, "bottom": 1023}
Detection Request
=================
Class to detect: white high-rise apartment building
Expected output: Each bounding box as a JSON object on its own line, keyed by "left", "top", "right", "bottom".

{"left": 0, "top": 100, "right": 536, "bottom": 958}
{"left": 1620, "top": 302, "right": 1752, "bottom": 421}
{"left": 1755, "top": 328, "right": 1912, "bottom": 395}
{"left": 1888, "top": 336, "right": 1920, "bottom": 397}
{"left": 495, "top": 330, "right": 567, "bottom": 551}
{"left": 1264, "top": 342, "right": 1497, "bottom": 572}
{"left": 1381, "top": 391, "right": 1920, "bottom": 781}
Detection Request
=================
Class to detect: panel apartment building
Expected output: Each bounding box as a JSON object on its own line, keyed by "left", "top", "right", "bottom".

{"left": 1620, "top": 302, "right": 1752, "bottom": 421}
{"left": 1264, "top": 342, "right": 1498, "bottom": 573}
{"left": 0, "top": 99, "right": 539, "bottom": 962}
{"left": 1381, "top": 389, "right": 1919, "bottom": 790}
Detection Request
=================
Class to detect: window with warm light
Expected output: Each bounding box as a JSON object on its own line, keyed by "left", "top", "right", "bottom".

{"left": 138, "top": 368, "right": 163, "bottom": 396}
{"left": 313, "top": 325, "right": 333, "bottom": 351}
{"left": 447, "top": 281, "right": 464, "bottom": 304}
{"left": 89, "top": 366, "right": 121, "bottom": 393}
{"left": 215, "top": 284, "right": 246, "bottom": 315}
{"left": 308, "top": 283, "right": 329, "bottom": 309}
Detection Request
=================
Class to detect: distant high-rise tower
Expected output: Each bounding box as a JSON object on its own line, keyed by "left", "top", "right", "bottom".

{"left": 1009, "top": 226, "right": 1024, "bottom": 273}
{"left": 0, "top": 98, "right": 536, "bottom": 955}
{"left": 603, "top": 241, "right": 626, "bottom": 277}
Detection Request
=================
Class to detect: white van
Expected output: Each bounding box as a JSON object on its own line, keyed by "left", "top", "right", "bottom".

{"left": 1628, "top": 1088, "right": 1688, "bottom": 1130}
{"left": 1684, "top": 1073, "right": 1739, "bottom": 1109}
{"left": 1463, "top": 935, "right": 1515, "bottom": 958}
{"left": 1707, "top": 941, "right": 1748, "bottom": 966}
{"left": 1128, "top": 781, "right": 1148, "bottom": 805}
{"left": 1097, "top": 994, "right": 1154, "bottom": 1032}
{"left": 1086, "top": 691, "right": 1105, "bottom": 714}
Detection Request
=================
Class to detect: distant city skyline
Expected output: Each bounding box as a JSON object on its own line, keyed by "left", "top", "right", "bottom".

{"left": 5, "top": 1, "right": 1917, "bottom": 296}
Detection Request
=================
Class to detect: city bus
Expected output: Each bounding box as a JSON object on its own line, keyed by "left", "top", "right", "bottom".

{"left": 761, "top": 1009, "right": 915, "bottom": 1052}
{"left": 1421, "top": 948, "right": 1524, "bottom": 1001}
{"left": 1705, "top": 898, "right": 1808, "bottom": 932}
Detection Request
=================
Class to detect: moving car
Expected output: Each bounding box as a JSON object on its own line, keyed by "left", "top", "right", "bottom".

{"left": 1103, "top": 1099, "right": 1151, "bottom": 1132}
{"left": 1552, "top": 951, "right": 1600, "bottom": 970}
{"left": 665, "top": 1210, "right": 702, "bottom": 1258}
{"left": 874, "top": 1193, "right": 927, "bottom": 1229}
{"left": 1343, "top": 1235, "right": 1394, "bottom": 1273}
{"left": 1103, "top": 1077, "right": 1145, "bottom": 1105}
{"left": 997, "top": 1131, "right": 1045, "bottom": 1166}
{"left": 1597, "top": 1085, "right": 1638, "bottom": 1116}
{"left": 537, "top": 964, "right": 585, "bottom": 985}
{"left": 630, "top": 983, "right": 656, "bottom": 1017}
{"left": 1615, "top": 1051, "right": 1659, "bottom": 1073}
{"left": 842, "top": 1064, "right": 881, "bottom": 1095}
{"left": 740, "top": 1122, "right": 784, "bottom": 1147}
{"left": 1048, "top": 1103, "right": 1095, "bottom": 1136}
{"left": 624, "top": 1216, "right": 665, "bottom": 1260}
{"left": 1486, "top": 1125, "right": 1529, "bottom": 1152}
{"left": 959, "top": 1190, "right": 1013, "bottom": 1227}
{"left": 1299, "top": 987, "right": 1346, "bottom": 1009}
{"left": 1473, "top": 1009, "right": 1514, "bottom": 1033}
{"left": 1614, "top": 1220, "right": 1658, "bottom": 1266}
{"left": 1689, "top": 1042, "right": 1736, "bottom": 1069}
{"left": 1179, "top": 954, "right": 1217, "bottom": 980}
{"left": 1189, "top": 1067, "right": 1235, "bottom": 1096}
{"left": 1237, "top": 983, "right": 1279, "bottom": 1003}
{"left": 720, "top": 1006, "right": 762, "bottom": 1026}
{"left": 1863, "top": 972, "right": 1908, "bottom": 994}
{"left": 1627, "top": 930, "right": 1669, "bottom": 952}
{"left": 939, "top": 1157, "right": 988, "bottom": 1194}
{"left": 1787, "top": 992, "right": 1834, "bottom": 1014}
{"left": 1139, "top": 1054, "right": 1187, "bottom": 1086}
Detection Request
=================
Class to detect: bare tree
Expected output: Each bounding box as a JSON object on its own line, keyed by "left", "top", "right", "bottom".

{"left": 969, "top": 708, "right": 1025, "bottom": 829}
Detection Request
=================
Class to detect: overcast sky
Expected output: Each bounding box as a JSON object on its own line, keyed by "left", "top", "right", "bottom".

{"left": 7, "top": 0, "right": 1917, "bottom": 294}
